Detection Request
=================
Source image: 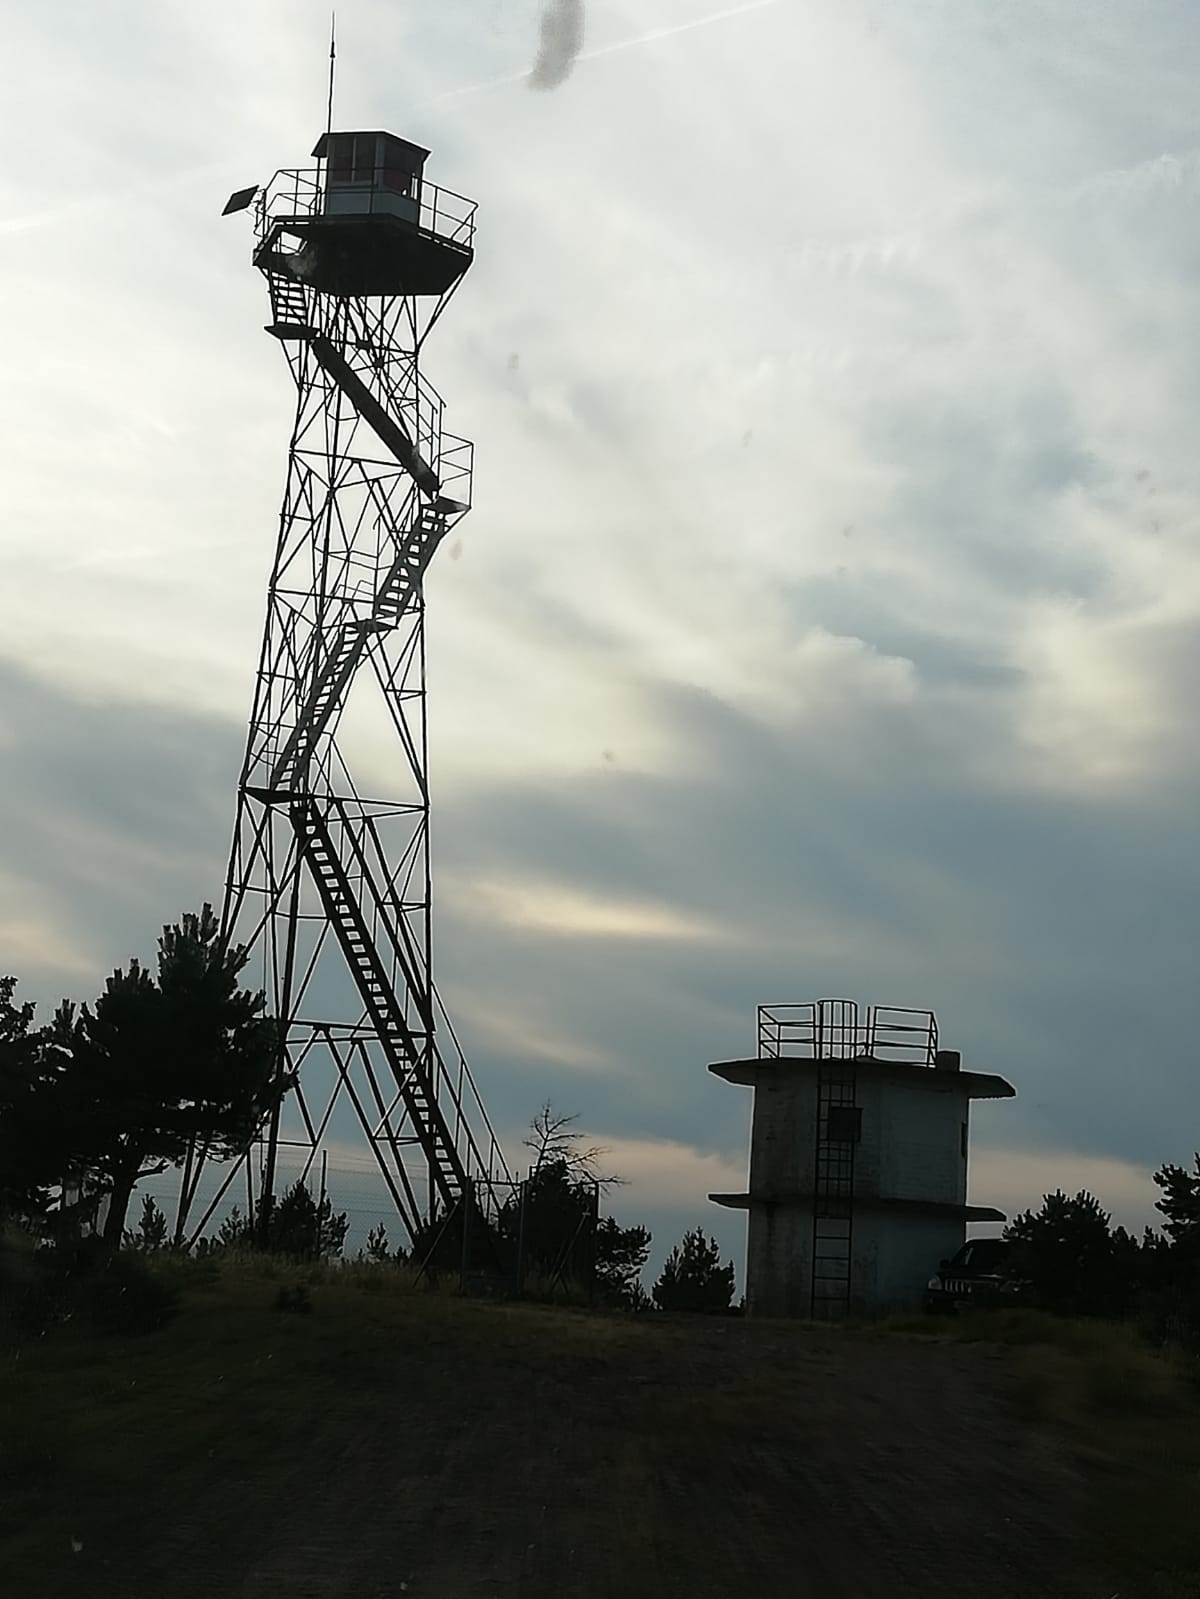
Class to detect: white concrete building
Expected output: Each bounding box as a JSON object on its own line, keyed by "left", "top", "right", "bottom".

{"left": 709, "top": 1000, "right": 1015, "bottom": 1317}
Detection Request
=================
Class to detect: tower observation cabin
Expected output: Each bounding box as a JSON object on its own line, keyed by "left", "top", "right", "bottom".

{"left": 248, "top": 128, "right": 477, "bottom": 300}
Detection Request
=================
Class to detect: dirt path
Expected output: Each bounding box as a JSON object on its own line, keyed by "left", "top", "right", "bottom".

{"left": 186, "top": 1310, "right": 1112, "bottom": 1599}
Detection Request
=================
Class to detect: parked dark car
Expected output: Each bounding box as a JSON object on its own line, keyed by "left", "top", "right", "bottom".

{"left": 924, "top": 1237, "right": 1027, "bottom": 1313}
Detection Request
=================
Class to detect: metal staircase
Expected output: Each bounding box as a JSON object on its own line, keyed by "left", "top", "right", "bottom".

{"left": 267, "top": 270, "right": 311, "bottom": 338}
{"left": 268, "top": 506, "right": 446, "bottom": 792}
{"left": 290, "top": 795, "right": 468, "bottom": 1212}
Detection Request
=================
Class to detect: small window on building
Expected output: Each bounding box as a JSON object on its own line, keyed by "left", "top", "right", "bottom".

{"left": 327, "top": 135, "right": 377, "bottom": 186}
{"left": 351, "top": 135, "right": 376, "bottom": 185}
{"left": 827, "top": 1106, "right": 862, "bottom": 1144}
{"left": 381, "top": 153, "right": 414, "bottom": 196}
{"left": 327, "top": 135, "right": 354, "bottom": 184}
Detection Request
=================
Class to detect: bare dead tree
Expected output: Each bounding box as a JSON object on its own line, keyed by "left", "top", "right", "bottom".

{"left": 523, "top": 1101, "right": 624, "bottom": 1187}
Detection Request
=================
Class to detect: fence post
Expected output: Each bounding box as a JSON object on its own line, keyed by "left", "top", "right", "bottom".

{"left": 459, "top": 1177, "right": 473, "bottom": 1294}
{"left": 515, "top": 1174, "right": 528, "bottom": 1299}
{"left": 588, "top": 1180, "right": 600, "bottom": 1307}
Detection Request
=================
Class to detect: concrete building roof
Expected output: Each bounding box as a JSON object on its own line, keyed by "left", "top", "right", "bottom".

{"left": 708, "top": 1192, "right": 1007, "bottom": 1222}
{"left": 708, "top": 1055, "right": 1015, "bottom": 1100}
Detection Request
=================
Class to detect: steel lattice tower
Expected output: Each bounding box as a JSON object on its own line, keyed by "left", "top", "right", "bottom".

{"left": 182, "top": 131, "right": 509, "bottom": 1245}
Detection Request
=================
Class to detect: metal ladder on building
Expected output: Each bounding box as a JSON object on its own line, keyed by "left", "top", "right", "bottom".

{"left": 810, "top": 999, "right": 859, "bottom": 1319}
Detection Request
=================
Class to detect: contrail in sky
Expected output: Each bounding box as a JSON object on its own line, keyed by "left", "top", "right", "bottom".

{"left": 431, "top": 0, "right": 779, "bottom": 104}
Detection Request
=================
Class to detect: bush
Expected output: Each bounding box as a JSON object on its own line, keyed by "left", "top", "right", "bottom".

{"left": 1137, "top": 1281, "right": 1200, "bottom": 1354}
{"left": 1, "top": 1235, "right": 178, "bottom": 1339}
{"left": 273, "top": 1283, "right": 313, "bottom": 1314}
{"left": 79, "top": 1249, "right": 179, "bottom": 1334}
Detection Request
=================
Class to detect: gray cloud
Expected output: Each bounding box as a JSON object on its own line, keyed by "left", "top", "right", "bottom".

{"left": 0, "top": 656, "right": 237, "bottom": 1003}
{"left": 529, "top": 0, "right": 585, "bottom": 91}
{"left": 428, "top": 667, "right": 1200, "bottom": 1179}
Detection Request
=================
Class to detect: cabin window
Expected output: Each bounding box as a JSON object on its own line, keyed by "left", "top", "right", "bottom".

{"left": 327, "top": 134, "right": 376, "bottom": 186}
{"left": 381, "top": 151, "right": 414, "bottom": 196}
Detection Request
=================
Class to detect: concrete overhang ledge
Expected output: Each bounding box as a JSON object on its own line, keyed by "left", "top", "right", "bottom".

{"left": 708, "top": 1191, "right": 1006, "bottom": 1223}
{"left": 707, "top": 1057, "right": 1015, "bottom": 1100}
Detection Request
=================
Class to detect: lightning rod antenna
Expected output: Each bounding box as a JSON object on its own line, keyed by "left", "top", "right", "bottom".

{"left": 326, "top": 12, "right": 337, "bottom": 136}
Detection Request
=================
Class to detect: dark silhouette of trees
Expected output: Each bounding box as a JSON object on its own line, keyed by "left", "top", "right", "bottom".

{"left": 125, "top": 1194, "right": 169, "bottom": 1253}
{"left": 207, "top": 1181, "right": 349, "bottom": 1259}
{"left": 652, "top": 1227, "right": 735, "bottom": 1313}
{"left": 1004, "top": 1189, "right": 1145, "bottom": 1314}
{"left": 502, "top": 1155, "right": 592, "bottom": 1277}
{"left": 594, "top": 1214, "right": 652, "bottom": 1308}
{"left": 1153, "top": 1156, "right": 1200, "bottom": 1259}
{"left": 492, "top": 1104, "right": 650, "bottom": 1304}
{"left": 363, "top": 1222, "right": 393, "bottom": 1264}
{"left": 263, "top": 1180, "right": 349, "bottom": 1259}
{"left": 0, "top": 977, "right": 63, "bottom": 1219}
{"left": 0, "top": 909, "right": 280, "bottom": 1243}
{"left": 523, "top": 1100, "right": 617, "bottom": 1185}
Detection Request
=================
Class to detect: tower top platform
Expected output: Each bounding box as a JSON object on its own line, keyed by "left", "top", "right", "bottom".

{"left": 252, "top": 129, "right": 475, "bottom": 298}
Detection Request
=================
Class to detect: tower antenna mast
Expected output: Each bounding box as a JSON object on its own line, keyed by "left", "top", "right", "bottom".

{"left": 326, "top": 12, "right": 337, "bottom": 136}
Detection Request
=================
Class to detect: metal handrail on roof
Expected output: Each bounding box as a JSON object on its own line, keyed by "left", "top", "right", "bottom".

{"left": 757, "top": 999, "right": 939, "bottom": 1065}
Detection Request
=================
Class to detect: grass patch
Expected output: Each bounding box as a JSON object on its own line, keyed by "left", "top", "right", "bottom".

{"left": 883, "top": 1308, "right": 1200, "bottom": 1595}
{"left": 6, "top": 1260, "right": 1199, "bottom": 1597}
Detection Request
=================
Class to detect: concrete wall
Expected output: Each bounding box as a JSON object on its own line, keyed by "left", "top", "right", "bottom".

{"left": 741, "top": 1061, "right": 974, "bottom": 1316}
{"left": 851, "top": 1210, "right": 964, "bottom": 1312}
{"left": 747, "top": 1202, "right": 965, "bottom": 1315}
{"left": 746, "top": 1200, "right": 813, "bottom": 1318}
{"left": 748, "top": 1069, "right": 819, "bottom": 1196}
{"left": 875, "top": 1078, "right": 969, "bottom": 1206}
{"left": 749, "top": 1063, "right": 970, "bottom": 1209}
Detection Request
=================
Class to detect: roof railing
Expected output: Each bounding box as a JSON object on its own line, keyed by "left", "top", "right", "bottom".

{"left": 255, "top": 166, "right": 477, "bottom": 251}
{"left": 756, "top": 1000, "right": 938, "bottom": 1065}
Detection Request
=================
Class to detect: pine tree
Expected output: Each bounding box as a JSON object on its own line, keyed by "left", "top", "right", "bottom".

{"left": 0, "top": 976, "right": 62, "bottom": 1219}
{"left": 259, "top": 1180, "right": 349, "bottom": 1260}
{"left": 1153, "top": 1157, "right": 1200, "bottom": 1258}
{"left": 652, "top": 1227, "right": 736, "bottom": 1313}
{"left": 1004, "top": 1189, "right": 1139, "bottom": 1313}
{"left": 365, "top": 1222, "right": 391, "bottom": 1263}
{"left": 126, "top": 1193, "right": 169, "bottom": 1253}
{"left": 594, "top": 1215, "right": 651, "bottom": 1309}
{"left": 47, "top": 906, "right": 281, "bottom": 1242}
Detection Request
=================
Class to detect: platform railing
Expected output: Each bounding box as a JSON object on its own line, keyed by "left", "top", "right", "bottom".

{"left": 757, "top": 1000, "right": 938, "bottom": 1065}
{"left": 255, "top": 166, "right": 477, "bottom": 250}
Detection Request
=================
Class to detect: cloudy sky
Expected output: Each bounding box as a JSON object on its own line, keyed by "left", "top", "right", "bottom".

{"left": 3, "top": 0, "right": 1199, "bottom": 1274}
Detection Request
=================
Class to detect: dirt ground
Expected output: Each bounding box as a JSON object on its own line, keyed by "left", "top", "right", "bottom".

{"left": 2, "top": 1278, "right": 1175, "bottom": 1597}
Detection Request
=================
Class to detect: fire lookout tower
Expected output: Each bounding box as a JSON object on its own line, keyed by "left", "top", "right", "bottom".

{"left": 182, "top": 131, "right": 509, "bottom": 1242}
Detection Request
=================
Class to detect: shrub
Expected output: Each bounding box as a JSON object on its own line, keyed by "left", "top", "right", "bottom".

{"left": 1, "top": 1235, "right": 178, "bottom": 1339}
{"left": 273, "top": 1283, "right": 312, "bottom": 1314}
{"left": 78, "top": 1249, "right": 179, "bottom": 1335}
